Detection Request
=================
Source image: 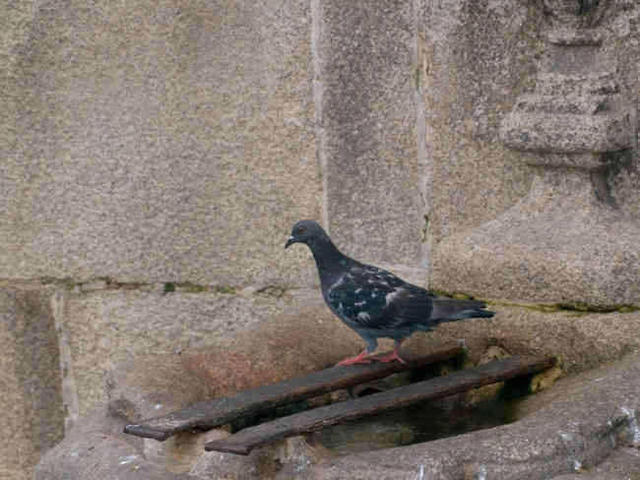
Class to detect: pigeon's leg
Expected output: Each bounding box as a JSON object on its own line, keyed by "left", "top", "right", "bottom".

{"left": 376, "top": 339, "right": 407, "bottom": 364}
{"left": 337, "top": 337, "right": 378, "bottom": 366}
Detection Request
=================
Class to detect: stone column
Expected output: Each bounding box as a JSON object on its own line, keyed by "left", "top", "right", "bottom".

{"left": 432, "top": 0, "right": 640, "bottom": 306}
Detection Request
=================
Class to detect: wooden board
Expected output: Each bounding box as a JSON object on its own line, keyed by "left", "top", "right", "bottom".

{"left": 204, "top": 355, "right": 555, "bottom": 455}
{"left": 124, "top": 345, "right": 463, "bottom": 441}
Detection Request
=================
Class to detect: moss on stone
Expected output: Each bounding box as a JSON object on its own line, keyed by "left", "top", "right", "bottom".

{"left": 428, "top": 287, "right": 640, "bottom": 314}
{"left": 174, "top": 282, "right": 209, "bottom": 293}
{"left": 40, "top": 276, "right": 78, "bottom": 289}
{"left": 429, "top": 288, "right": 476, "bottom": 301}
{"left": 530, "top": 365, "right": 563, "bottom": 393}
{"left": 489, "top": 299, "right": 640, "bottom": 315}
{"left": 256, "top": 285, "right": 287, "bottom": 298}
{"left": 211, "top": 285, "right": 237, "bottom": 295}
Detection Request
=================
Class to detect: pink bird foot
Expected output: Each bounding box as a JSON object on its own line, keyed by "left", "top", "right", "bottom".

{"left": 337, "top": 350, "right": 374, "bottom": 366}
{"left": 375, "top": 349, "right": 407, "bottom": 364}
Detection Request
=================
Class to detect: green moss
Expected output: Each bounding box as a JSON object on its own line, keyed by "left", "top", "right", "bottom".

{"left": 564, "top": 302, "right": 640, "bottom": 314}
{"left": 491, "top": 300, "right": 640, "bottom": 315}
{"left": 547, "top": 302, "right": 639, "bottom": 314}
{"left": 40, "top": 276, "right": 78, "bottom": 289}
{"left": 109, "top": 280, "right": 147, "bottom": 290}
{"left": 212, "top": 285, "right": 237, "bottom": 295}
{"left": 256, "top": 285, "right": 287, "bottom": 298}
{"left": 174, "top": 282, "right": 209, "bottom": 293}
{"left": 618, "top": 305, "right": 640, "bottom": 313}
{"left": 413, "top": 64, "right": 422, "bottom": 91}
{"left": 427, "top": 288, "right": 640, "bottom": 315}
{"left": 160, "top": 282, "right": 238, "bottom": 294}
{"left": 429, "top": 288, "right": 476, "bottom": 301}
{"left": 420, "top": 214, "right": 430, "bottom": 243}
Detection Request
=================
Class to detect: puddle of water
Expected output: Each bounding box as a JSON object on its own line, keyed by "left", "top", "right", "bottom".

{"left": 314, "top": 394, "right": 521, "bottom": 455}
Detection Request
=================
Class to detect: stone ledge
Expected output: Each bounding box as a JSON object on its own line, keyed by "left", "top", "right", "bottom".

{"left": 500, "top": 110, "right": 633, "bottom": 154}
{"left": 544, "top": 28, "right": 604, "bottom": 46}
{"left": 431, "top": 169, "right": 640, "bottom": 305}
{"left": 536, "top": 72, "right": 619, "bottom": 97}
{"left": 512, "top": 92, "right": 612, "bottom": 115}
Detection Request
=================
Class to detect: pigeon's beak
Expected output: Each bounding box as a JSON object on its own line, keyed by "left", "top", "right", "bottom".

{"left": 284, "top": 236, "right": 296, "bottom": 249}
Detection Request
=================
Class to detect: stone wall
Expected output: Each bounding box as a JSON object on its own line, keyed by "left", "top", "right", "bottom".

{"left": 4, "top": 0, "right": 322, "bottom": 286}
{"left": 3, "top": 1, "right": 323, "bottom": 477}
{"left": 2, "top": 0, "right": 639, "bottom": 478}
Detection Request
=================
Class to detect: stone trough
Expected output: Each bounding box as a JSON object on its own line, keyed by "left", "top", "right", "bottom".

{"left": 202, "top": 355, "right": 554, "bottom": 456}
{"left": 34, "top": 317, "right": 640, "bottom": 479}
{"left": 122, "top": 345, "right": 553, "bottom": 455}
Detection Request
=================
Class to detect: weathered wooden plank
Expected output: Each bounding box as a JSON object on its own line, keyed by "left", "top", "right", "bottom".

{"left": 124, "top": 345, "right": 463, "bottom": 441}
{"left": 204, "top": 355, "right": 555, "bottom": 455}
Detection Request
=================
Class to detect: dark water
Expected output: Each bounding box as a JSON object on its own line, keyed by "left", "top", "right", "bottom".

{"left": 315, "top": 394, "right": 520, "bottom": 455}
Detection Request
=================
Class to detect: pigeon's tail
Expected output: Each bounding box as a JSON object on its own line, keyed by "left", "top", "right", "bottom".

{"left": 430, "top": 298, "right": 494, "bottom": 323}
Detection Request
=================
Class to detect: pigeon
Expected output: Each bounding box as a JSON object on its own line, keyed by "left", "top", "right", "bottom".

{"left": 285, "top": 220, "right": 494, "bottom": 365}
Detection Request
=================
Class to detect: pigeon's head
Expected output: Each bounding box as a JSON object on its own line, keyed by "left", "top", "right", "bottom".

{"left": 285, "top": 220, "right": 328, "bottom": 249}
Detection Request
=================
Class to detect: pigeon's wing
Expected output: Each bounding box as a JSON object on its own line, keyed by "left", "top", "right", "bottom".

{"left": 382, "top": 284, "right": 434, "bottom": 327}
{"left": 326, "top": 264, "right": 433, "bottom": 331}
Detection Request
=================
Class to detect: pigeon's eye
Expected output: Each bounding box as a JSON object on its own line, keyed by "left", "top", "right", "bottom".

{"left": 295, "top": 226, "right": 306, "bottom": 235}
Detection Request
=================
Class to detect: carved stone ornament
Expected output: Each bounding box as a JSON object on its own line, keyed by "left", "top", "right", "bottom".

{"left": 432, "top": 0, "right": 639, "bottom": 306}
{"left": 540, "top": 0, "right": 612, "bottom": 28}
